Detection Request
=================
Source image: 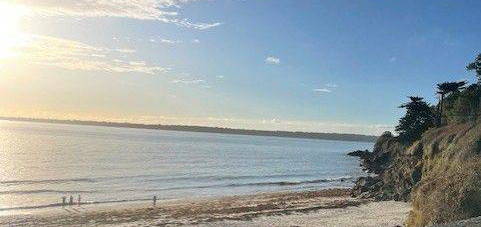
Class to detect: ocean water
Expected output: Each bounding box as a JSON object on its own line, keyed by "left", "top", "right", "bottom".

{"left": 0, "top": 120, "right": 372, "bottom": 213}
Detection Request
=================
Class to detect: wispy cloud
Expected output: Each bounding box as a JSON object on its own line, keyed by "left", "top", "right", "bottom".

{"left": 12, "top": 0, "right": 222, "bottom": 30}
{"left": 389, "top": 56, "right": 397, "bottom": 62}
{"left": 171, "top": 79, "right": 205, "bottom": 84}
{"left": 313, "top": 83, "right": 338, "bottom": 94}
{"left": 13, "top": 34, "right": 167, "bottom": 74}
{"left": 115, "top": 48, "right": 136, "bottom": 53}
{"left": 159, "top": 39, "right": 182, "bottom": 44}
{"left": 114, "top": 36, "right": 201, "bottom": 46}
{"left": 149, "top": 38, "right": 182, "bottom": 45}
{"left": 265, "top": 56, "right": 280, "bottom": 65}
{"left": 171, "top": 77, "right": 214, "bottom": 88}
{"left": 313, "top": 88, "right": 332, "bottom": 93}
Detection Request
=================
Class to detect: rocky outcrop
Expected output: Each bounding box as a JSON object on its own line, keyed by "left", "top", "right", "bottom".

{"left": 350, "top": 131, "right": 421, "bottom": 201}
{"left": 347, "top": 149, "right": 370, "bottom": 158}
{"left": 350, "top": 121, "right": 481, "bottom": 226}
{"left": 351, "top": 176, "right": 382, "bottom": 199}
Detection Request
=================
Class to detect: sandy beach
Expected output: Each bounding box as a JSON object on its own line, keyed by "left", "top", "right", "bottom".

{"left": 0, "top": 188, "right": 410, "bottom": 226}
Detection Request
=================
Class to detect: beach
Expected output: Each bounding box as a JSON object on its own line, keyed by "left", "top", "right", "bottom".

{"left": 0, "top": 122, "right": 409, "bottom": 226}
{"left": 0, "top": 188, "right": 410, "bottom": 226}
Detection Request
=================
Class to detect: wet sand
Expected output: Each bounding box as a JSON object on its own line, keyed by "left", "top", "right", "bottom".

{"left": 0, "top": 188, "right": 410, "bottom": 226}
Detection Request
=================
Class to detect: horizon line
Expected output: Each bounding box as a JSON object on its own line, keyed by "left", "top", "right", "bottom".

{"left": 0, "top": 116, "right": 378, "bottom": 143}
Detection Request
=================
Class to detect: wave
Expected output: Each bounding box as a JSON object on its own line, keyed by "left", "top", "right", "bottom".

{"left": 0, "top": 189, "right": 97, "bottom": 195}
{"left": 143, "top": 173, "right": 314, "bottom": 183}
{"left": 0, "top": 178, "right": 97, "bottom": 185}
{"left": 121, "top": 176, "right": 356, "bottom": 192}
{"left": 0, "top": 174, "right": 166, "bottom": 186}
{"left": 0, "top": 176, "right": 354, "bottom": 195}
{"left": 0, "top": 173, "right": 312, "bottom": 186}
{"left": 226, "top": 176, "right": 354, "bottom": 187}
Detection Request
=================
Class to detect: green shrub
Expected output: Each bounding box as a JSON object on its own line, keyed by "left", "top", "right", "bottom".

{"left": 442, "top": 84, "right": 481, "bottom": 124}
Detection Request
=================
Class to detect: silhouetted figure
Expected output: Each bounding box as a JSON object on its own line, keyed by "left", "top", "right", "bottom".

{"left": 153, "top": 196, "right": 157, "bottom": 206}
{"left": 78, "top": 195, "right": 81, "bottom": 206}
{"left": 69, "top": 195, "right": 74, "bottom": 205}
{"left": 62, "top": 196, "right": 66, "bottom": 207}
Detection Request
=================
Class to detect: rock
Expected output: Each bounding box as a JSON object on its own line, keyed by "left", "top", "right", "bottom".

{"left": 350, "top": 130, "right": 420, "bottom": 202}
{"left": 347, "top": 149, "right": 371, "bottom": 158}
{"left": 351, "top": 176, "right": 382, "bottom": 197}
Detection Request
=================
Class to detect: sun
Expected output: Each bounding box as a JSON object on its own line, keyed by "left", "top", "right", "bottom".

{"left": 0, "top": 2, "right": 27, "bottom": 59}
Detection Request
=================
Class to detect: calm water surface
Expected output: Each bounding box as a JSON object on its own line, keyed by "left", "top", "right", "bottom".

{"left": 0, "top": 120, "right": 372, "bottom": 212}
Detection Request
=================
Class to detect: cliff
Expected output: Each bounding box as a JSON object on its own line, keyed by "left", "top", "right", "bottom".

{"left": 351, "top": 121, "right": 481, "bottom": 227}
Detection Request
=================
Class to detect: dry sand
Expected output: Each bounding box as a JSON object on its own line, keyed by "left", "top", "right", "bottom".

{"left": 0, "top": 188, "right": 410, "bottom": 226}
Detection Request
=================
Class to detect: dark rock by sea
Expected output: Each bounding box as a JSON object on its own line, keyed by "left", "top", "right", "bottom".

{"left": 349, "top": 131, "right": 420, "bottom": 202}
{"left": 346, "top": 149, "right": 371, "bottom": 158}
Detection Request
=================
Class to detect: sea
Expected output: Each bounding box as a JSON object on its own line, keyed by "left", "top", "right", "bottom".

{"left": 0, "top": 120, "right": 372, "bottom": 213}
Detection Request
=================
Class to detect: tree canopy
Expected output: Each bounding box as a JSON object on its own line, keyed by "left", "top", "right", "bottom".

{"left": 437, "top": 81, "right": 467, "bottom": 96}
{"left": 396, "top": 96, "right": 436, "bottom": 143}
{"left": 467, "top": 53, "right": 481, "bottom": 81}
{"left": 394, "top": 53, "right": 480, "bottom": 143}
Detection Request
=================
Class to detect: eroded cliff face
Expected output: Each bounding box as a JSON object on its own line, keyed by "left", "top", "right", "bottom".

{"left": 407, "top": 122, "right": 481, "bottom": 227}
{"left": 351, "top": 121, "right": 481, "bottom": 227}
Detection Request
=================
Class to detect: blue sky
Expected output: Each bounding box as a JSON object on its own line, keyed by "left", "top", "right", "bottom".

{"left": 1, "top": 0, "right": 480, "bottom": 135}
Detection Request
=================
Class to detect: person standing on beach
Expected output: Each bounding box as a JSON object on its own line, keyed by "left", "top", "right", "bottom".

{"left": 69, "top": 195, "right": 74, "bottom": 205}
{"left": 62, "top": 196, "right": 66, "bottom": 207}
{"left": 78, "top": 195, "right": 81, "bottom": 206}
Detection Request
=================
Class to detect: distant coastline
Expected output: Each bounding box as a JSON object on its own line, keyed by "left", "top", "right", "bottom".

{"left": 0, "top": 117, "right": 377, "bottom": 143}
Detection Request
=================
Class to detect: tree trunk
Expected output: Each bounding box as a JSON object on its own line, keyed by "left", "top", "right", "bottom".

{"left": 439, "top": 94, "right": 444, "bottom": 125}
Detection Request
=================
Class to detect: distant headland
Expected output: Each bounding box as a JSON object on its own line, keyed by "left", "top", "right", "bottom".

{"left": 0, "top": 117, "right": 377, "bottom": 143}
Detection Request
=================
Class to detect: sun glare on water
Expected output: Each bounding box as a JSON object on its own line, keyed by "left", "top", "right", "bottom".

{"left": 0, "top": 3, "right": 27, "bottom": 59}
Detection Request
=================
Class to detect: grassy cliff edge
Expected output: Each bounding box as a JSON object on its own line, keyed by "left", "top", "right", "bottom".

{"left": 351, "top": 121, "right": 481, "bottom": 227}
{"left": 407, "top": 121, "right": 481, "bottom": 226}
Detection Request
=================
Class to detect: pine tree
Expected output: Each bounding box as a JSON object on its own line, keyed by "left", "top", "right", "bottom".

{"left": 467, "top": 53, "right": 481, "bottom": 82}
{"left": 395, "top": 96, "right": 436, "bottom": 143}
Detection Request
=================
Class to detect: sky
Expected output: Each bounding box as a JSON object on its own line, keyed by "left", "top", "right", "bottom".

{"left": 0, "top": 0, "right": 481, "bottom": 136}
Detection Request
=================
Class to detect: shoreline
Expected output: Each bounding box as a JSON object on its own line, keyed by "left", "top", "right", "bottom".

{"left": 0, "top": 188, "right": 410, "bottom": 226}
{"left": 0, "top": 185, "right": 355, "bottom": 214}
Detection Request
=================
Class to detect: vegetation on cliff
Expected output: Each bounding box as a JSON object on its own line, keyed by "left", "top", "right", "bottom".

{"left": 350, "top": 53, "right": 481, "bottom": 227}
{"left": 396, "top": 96, "right": 436, "bottom": 143}
{"left": 406, "top": 122, "right": 481, "bottom": 226}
